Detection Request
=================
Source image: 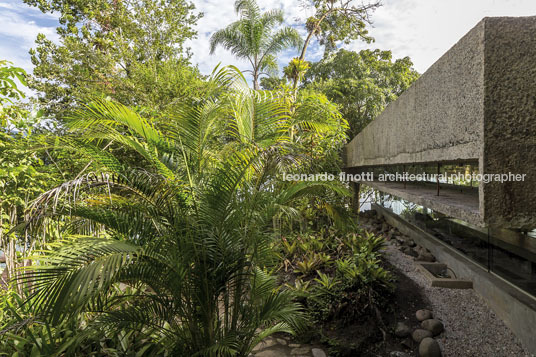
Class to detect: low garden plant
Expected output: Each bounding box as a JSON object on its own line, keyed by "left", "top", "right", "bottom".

{"left": 275, "top": 226, "right": 394, "bottom": 351}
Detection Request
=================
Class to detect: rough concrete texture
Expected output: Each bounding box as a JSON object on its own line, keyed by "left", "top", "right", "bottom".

{"left": 481, "top": 17, "right": 536, "bottom": 230}
{"left": 345, "top": 16, "right": 536, "bottom": 230}
{"left": 344, "top": 19, "right": 484, "bottom": 168}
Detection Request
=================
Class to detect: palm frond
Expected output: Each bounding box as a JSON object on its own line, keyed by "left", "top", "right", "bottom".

{"left": 22, "top": 238, "right": 142, "bottom": 324}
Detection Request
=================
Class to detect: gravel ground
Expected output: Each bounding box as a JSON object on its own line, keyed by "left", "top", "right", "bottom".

{"left": 383, "top": 242, "right": 533, "bottom": 357}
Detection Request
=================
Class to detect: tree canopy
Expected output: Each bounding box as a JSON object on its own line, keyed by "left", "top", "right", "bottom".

{"left": 26, "top": 0, "right": 204, "bottom": 117}
{"left": 291, "top": 0, "right": 381, "bottom": 89}
{"left": 303, "top": 49, "right": 419, "bottom": 137}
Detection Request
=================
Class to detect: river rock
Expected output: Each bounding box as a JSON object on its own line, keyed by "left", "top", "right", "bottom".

{"left": 256, "top": 347, "right": 290, "bottom": 357}
{"left": 417, "top": 252, "right": 436, "bottom": 262}
{"left": 311, "top": 348, "right": 327, "bottom": 357}
{"left": 421, "top": 319, "right": 444, "bottom": 336}
{"left": 416, "top": 309, "right": 433, "bottom": 321}
{"left": 405, "top": 239, "right": 416, "bottom": 247}
{"left": 394, "top": 322, "right": 411, "bottom": 338}
{"left": 275, "top": 338, "right": 287, "bottom": 345}
{"left": 412, "top": 329, "right": 433, "bottom": 343}
{"left": 252, "top": 338, "right": 277, "bottom": 351}
{"left": 418, "top": 337, "right": 442, "bottom": 357}
{"left": 406, "top": 247, "right": 419, "bottom": 257}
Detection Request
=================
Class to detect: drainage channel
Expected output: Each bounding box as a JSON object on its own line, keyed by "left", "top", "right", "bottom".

{"left": 363, "top": 188, "right": 536, "bottom": 297}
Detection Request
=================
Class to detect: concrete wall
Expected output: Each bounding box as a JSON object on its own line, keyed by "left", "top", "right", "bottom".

{"left": 345, "top": 19, "right": 485, "bottom": 168}
{"left": 482, "top": 17, "right": 536, "bottom": 230}
{"left": 345, "top": 16, "right": 536, "bottom": 230}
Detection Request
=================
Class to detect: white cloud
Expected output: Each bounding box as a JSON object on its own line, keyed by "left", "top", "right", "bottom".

{"left": 349, "top": 0, "right": 536, "bottom": 73}
{"left": 188, "top": 0, "right": 314, "bottom": 80}
{"left": 0, "top": 0, "right": 59, "bottom": 73}
{"left": 190, "top": 0, "right": 536, "bottom": 77}
{"left": 2, "top": 0, "right": 536, "bottom": 81}
{"left": 0, "top": 10, "right": 57, "bottom": 46}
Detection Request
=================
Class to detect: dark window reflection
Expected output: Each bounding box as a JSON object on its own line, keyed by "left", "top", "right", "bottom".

{"left": 367, "top": 189, "right": 536, "bottom": 297}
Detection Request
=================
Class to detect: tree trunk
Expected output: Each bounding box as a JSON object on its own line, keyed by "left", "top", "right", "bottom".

{"left": 253, "top": 70, "right": 260, "bottom": 90}
{"left": 292, "top": 11, "right": 332, "bottom": 91}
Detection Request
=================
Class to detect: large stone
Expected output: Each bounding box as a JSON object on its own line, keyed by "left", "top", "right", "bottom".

{"left": 410, "top": 248, "right": 420, "bottom": 257}
{"left": 405, "top": 239, "right": 416, "bottom": 247}
{"left": 394, "top": 322, "right": 412, "bottom": 338}
{"left": 418, "top": 337, "right": 442, "bottom": 357}
{"left": 416, "top": 309, "right": 433, "bottom": 321}
{"left": 252, "top": 338, "right": 277, "bottom": 351}
{"left": 421, "top": 319, "right": 444, "bottom": 336}
{"left": 311, "top": 348, "right": 327, "bottom": 357}
{"left": 417, "top": 252, "right": 436, "bottom": 262}
{"left": 412, "top": 329, "right": 433, "bottom": 343}
{"left": 275, "top": 338, "right": 288, "bottom": 346}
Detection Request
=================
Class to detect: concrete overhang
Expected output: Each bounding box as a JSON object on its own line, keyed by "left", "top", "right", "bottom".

{"left": 344, "top": 16, "right": 536, "bottom": 230}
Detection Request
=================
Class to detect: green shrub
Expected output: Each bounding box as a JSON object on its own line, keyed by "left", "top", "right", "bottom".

{"left": 278, "top": 229, "right": 393, "bottom": 327}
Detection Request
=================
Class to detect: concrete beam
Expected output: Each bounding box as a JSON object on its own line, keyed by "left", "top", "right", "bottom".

{"left": 345, "top": 17, "right": 536, "bottom": 230}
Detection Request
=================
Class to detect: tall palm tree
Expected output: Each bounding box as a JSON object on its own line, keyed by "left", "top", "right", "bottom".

{"left": 210, "top": 0, "right": 303, "bottom": 90}
{"left": 19, "top": 66, "right": 349, "bottom": 356}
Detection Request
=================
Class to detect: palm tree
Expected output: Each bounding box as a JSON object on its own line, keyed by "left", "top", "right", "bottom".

{"left": 19, "top": 66, "right": 348, "bottom": 355}
{"left": 210, "top": 0, "right": 303, "bottom": 90}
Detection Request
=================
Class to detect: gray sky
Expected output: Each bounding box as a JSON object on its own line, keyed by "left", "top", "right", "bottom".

{"left": 1, "top": 0, "right": 536, "bottom": 79}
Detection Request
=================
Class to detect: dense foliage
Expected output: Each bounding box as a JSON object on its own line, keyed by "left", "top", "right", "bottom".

{"left": 278, "top": 228, "right": 392, "bottom": 325}
{"left": 0, "top": 65, "right": 350, "bottom": 355}
{"left": 0, "top": 0, "right": 418, "bottom": 355}
{"left": 25, "top": 0, "right": 204, "bottom": 117}
{"left": 290, "top": 0, "right": 381, "bottom": 90}
{"left": 304, "top": 49, "right": 419, "bottom": 137}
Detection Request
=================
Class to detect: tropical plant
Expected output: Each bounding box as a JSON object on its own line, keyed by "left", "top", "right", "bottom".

{"left": 0, "top": 285, "right": 166, "bottom": 356}
{"left": 0, "top": 130, "right": 59, "bottom": 291}
{"left": 15, "top": 66, "right": 349, "bottom": 355}
{"left": 0, "top": 60, "right": 28, "bottom": 128}
{"left": 210, "top": 0, "right": 303, "bottom": 90}
{"left": 0, "top": 60, "right": 26, "bottom": 104}
{"left": 0, "top": 61, "right": 60, "bottom": 293}
{"left": 276, "top": 227, "right": 393, "bottom": 332}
